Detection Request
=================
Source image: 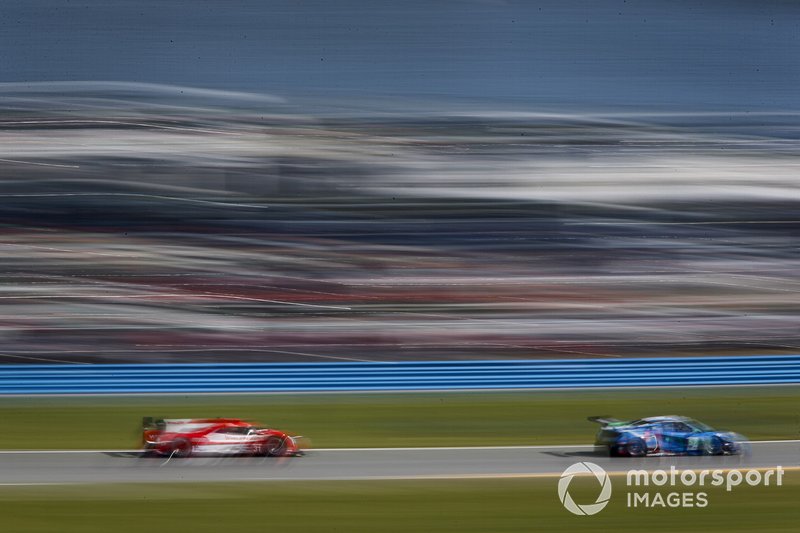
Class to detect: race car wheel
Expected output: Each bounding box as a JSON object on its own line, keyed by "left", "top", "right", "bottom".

{"left": 626, "top": 438, "right": 647, "bottom": 457}
{"left": 263, "top": 436, "right": 286, "bottom": 457}
{"left": 703, "top": 436, "right": 723, "bottom": 456}
{"left": 171, "top": 438, "right": 193, "bottom": 458}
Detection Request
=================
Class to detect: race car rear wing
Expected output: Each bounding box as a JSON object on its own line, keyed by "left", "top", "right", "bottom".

{"left": 587, "top": 415, "right": 621, "bottom": 425}
{"left": 142, "top": 417, "right": 166, "bottom": 430}
{"left": 142, "top": 417, "right": 237, "bottom": 433}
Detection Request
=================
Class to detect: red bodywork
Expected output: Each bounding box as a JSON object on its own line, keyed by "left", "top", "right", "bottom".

{"left": 142, "top": 417, "right": 304, "bottom": 457}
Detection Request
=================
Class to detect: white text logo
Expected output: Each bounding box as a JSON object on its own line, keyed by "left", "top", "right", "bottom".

{"left": 558, "top": 462, "right": 612, "bottom": 516}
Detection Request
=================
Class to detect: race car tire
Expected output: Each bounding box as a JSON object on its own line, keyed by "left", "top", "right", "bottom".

{"left": 703, "top": 436, "right": 723, "bottom": 456}
{"left": 626, "top": 438, "right": 647, "bottom": 457}
{"left": 171, "top": 438, "right": 193, "bottom": 458}
{"left": 263, "top": 436, "right": 286, "bottom": 457}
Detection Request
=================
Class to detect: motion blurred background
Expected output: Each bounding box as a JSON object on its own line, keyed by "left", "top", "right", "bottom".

{"left": 1, "top": 0, "right": 798, "bottom": 364}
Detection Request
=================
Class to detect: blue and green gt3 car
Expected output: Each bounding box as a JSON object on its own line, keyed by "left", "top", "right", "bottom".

{"left": 591, "top": 415, "right": 747, "bottom": 457}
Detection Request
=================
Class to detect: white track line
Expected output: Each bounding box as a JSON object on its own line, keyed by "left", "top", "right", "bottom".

{"left": 5, "top": 467, "right": 800, "bottom": 486}
{"left": 311, "top": 445, "right": 591, "bottom": 451}
{"left": 0, "top": 483, "right": 74, "bottom": 487}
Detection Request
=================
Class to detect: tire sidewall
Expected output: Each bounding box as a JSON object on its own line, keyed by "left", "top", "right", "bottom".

{"left": 172, "top": 438, "right": 193, "bottom": 458}
{"left": 264, "top": 436, "right": 286, "bottom": 457}
{"left": 626, "top": 438, "right": 647, "bottom": 457}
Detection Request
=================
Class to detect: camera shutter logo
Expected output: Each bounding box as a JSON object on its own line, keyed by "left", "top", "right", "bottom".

{"left": 558, "top": 462, "right": 612, "bottom": 515}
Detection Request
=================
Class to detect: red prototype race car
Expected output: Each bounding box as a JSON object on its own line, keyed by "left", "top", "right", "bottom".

{"left": 142, "top": 417, "right": 305, "bottom": 458}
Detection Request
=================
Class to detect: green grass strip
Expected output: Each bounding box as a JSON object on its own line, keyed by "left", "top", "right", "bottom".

{"left": 1, "top": 386, "right": 798, "bottom": 449}
{"left": 0, "top": 477, "right": 798, "bottom": 532}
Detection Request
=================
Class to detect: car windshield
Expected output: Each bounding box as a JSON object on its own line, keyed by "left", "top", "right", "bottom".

{"left": 685, "top": 419, "right": 713, "bottom": 432}
{"left": 628, "top": 418, "right": 713, "bottom": 432}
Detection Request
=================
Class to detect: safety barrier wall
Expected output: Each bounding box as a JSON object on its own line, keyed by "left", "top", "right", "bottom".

{"left": 1, "top": 355, "right": 800, "bottom": 394}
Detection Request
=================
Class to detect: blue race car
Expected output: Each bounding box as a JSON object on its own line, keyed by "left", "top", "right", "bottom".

{"left": 590, "top": 415, "right": 746, "bottom": 457}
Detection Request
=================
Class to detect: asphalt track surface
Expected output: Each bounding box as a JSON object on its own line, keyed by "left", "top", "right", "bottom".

{"left": 1, "top": 442, "right": 798, "bottom": 485}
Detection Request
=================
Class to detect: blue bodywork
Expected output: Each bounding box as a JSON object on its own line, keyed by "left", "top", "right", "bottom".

{"left": 592, "top": 415, "right": 745, "bottom": 457}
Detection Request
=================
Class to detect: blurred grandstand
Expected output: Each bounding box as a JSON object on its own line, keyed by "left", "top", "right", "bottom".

{"left": 1, "top": 83, "right": 798, "bottom": 363}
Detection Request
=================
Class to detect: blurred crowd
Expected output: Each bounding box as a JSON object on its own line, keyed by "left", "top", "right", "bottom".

{"left": 1, "top": 83, "right": 799, "bottom": 363}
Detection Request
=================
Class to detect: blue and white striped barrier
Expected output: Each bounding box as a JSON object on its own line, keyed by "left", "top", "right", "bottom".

{"left": 1, "top": 355, "right": 800, "bottom": 394}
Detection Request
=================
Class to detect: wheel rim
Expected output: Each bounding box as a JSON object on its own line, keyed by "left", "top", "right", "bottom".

{"left": 705, "top": 437, "right": 721, "bottom": 455}
{"left": 628, "top": 440, "right": 644, "bottom": 456}
{"left": 174, "top": 440, "right": 191, "bottom": 457}
{"left": 266, "top": 437, "right": 285, "bottom": 456}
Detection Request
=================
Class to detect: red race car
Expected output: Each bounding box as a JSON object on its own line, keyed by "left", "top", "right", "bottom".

{"left": 142, "top": 417, "right": 305, "bottom": 458}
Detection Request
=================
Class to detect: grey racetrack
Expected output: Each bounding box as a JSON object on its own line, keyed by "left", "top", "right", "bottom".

{"left": 1, "top": 442, "right": 798, "bottom": 485}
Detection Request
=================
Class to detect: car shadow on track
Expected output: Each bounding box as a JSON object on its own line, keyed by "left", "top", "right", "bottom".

{"left": 541, "top": 450, "right": 607, "bottom": 458}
